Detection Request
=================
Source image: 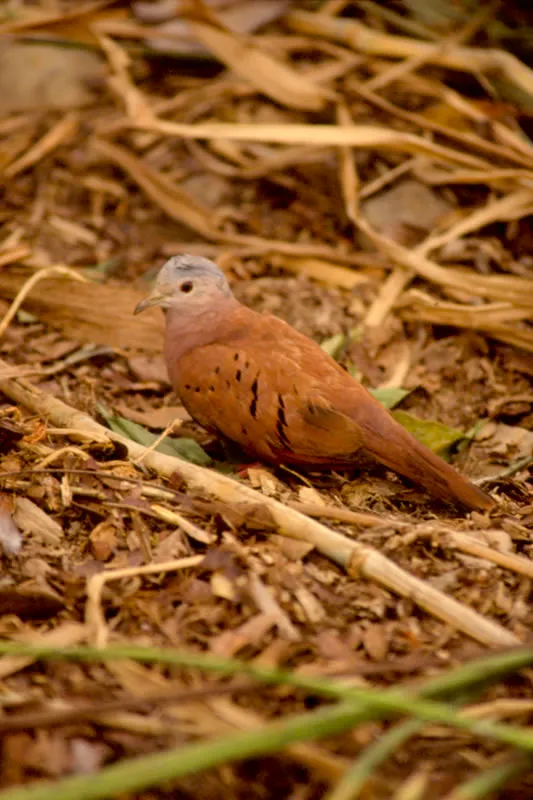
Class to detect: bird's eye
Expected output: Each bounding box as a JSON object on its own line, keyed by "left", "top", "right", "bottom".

{"left": 180, "top": 281, "right": 194, "bottom": 293}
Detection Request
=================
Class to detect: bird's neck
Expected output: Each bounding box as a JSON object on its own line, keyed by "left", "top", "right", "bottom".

{"left": 164, "top": 296, "right": 241, "bottom": 384}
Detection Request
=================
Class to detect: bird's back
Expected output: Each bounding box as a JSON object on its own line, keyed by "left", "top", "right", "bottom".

{"left": 173, "top": 303, "right": 493, "bottom": 510}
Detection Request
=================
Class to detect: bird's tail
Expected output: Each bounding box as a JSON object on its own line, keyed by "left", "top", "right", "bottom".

{"left": 359, "top": 405, "right": 493, "bottom": 511}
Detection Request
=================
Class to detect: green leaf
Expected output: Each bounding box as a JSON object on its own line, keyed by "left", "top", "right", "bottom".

{"left": 370, "top": 387, "right": 411, "bottom": 409}
{"left": 98, "top": 406, "right": 212, "bottom": 466}
{"left": 169, "top": 437, "right": 213, "bottom": 465}
{"left": 392, "top": 409, "right": 466, "bottom": 458}
{"left": 320, "top": 332, "right": 346, "bottom": 359}
{"left": 16, "top": 309, "right": 39, "bottom": 324}
{"left": 82, "top": 257, "right": 120, "bottom": 282}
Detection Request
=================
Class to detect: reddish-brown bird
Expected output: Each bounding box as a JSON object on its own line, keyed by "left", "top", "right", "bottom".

{"left": 135, "top": 255, "right": 493, "bottom": 511}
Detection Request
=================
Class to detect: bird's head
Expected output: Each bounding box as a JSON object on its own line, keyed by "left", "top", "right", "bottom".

{"left": 134, "top": 254, "right": 233, "bottom": 315}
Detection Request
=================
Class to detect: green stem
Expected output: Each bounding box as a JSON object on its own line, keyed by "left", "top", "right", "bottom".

{"left": 325, "top": 718, "right": 423, "bottom": 800}
{"left": 0, "top": 642, "right": 530, "bottom": 703}
{"left": 0, "top": 644, "right": 531, "bottom": 799}
{"left": 1, "top": 644, "right": 533, "bottom": 749}
{"left": 443, "top": 758, "right": 529, "bottom": 799}
{"left": 0, "top": 703, "right": 380, "bottom": 800}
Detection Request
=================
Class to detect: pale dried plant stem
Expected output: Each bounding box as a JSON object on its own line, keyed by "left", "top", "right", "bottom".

{"left": 288, "top": 11, "right": 533, "bottom": 103}
{"left": 399, "top": 307, "right": 533, "bottom": 353}
{"left": 0, "top": 245, "right": 31, "bottom": 268}
{"left": 149, "top": 504, "right": 214, "bottom": 544}
{"left": 289, "top": 501, "right": 388, "bottom": 529}
{"left": 36, "top": 447, "right": 93, "bottom": 469}
{"left": 349, "top": 78, "right": 533, "bottom": 171}
{"left": 417, "top": 190, "right": 533, "bottom": 258}
{"left": 133, "top": 419, "right": 184, "bottom": 465}
{"left": 445, "top": 531, "right": 533, "bottom": 580}
{"left": 364, "top": 189, "right": 533, "bottom": 327}
{"left": 363, "top": 0, "right": 496, "bottom": 93}
{"left": 0, "top": 362, "right": 519, "bottom": 649}
{"left": 4, "top": 113, "right": 79, "bottom": 178}
{"left": 0, "top": 266, "right": 88, "bottom": 339}
{"left": 86, "top": 556, "right": 204, "bottom": 646}
{"left": 291, "top": 501, "right": 533, "bottom": 581}
{"left": 360, "top": 157, "right": 418, "bottom": 200}
{"left": 464, "top": 698, "right": 533, "bottom": 720}
{"left": 0, "top": 623, "right": 85, "bottom": 681}
{"left": 358, "top": 208, "right": 533, "bottom": 332}
{"left": 138, "top": 120, "right": 489, "bottom": 170}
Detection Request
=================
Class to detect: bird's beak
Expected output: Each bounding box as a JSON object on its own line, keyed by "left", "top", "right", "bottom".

{"left": 134, "top": 289, "right": 168, "bottom": 315}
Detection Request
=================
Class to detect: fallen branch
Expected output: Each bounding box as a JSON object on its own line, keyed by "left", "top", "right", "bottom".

{"left": 0, "top": 359, "right": 518, "bottom": 648}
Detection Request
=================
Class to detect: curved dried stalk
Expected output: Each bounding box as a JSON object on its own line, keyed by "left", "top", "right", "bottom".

{"left": 0, "top": 359, "right": 519, "bottom": 649}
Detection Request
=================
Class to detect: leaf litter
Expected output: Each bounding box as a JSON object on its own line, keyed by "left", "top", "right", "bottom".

{"left": 0, "top": 0, "right": 532, "bottom": 798}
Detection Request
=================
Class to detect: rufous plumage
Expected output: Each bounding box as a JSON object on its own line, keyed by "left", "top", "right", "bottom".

{"left": 135, "top": 255, "right": 493, "bottom": 511}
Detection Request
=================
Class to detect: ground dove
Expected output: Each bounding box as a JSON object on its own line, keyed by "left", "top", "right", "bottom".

{"left": 135, "top": 255, "right": 494, "bottom": 511}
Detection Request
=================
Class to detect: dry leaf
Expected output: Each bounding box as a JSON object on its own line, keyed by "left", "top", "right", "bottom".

{"left": 126, "top": 355, "right": 168, "bottom": 383}
{"left": 116, "top": 403, "right": 191, "bottom": 429}
{"left": 362, "top": 623, "right": 389, "bottom": 661}
{"left": 362, "top": 179, "right": 452, "bottom": 243}
{"left": 139, "top": 1, "right": 289, "bottom": 56}
{"left": 0, "top": 42, "right": 103, "bottom": 115}
{"left": 190, "top": 21, "right": 329, "bottom": 112}
{"left": 0, "top": 494, "right": 22, "bottom": 554}
{"left": 0, "top": 581, "right": 64, "bottom": 620}
{"left": 12, "top": 497, "right": 62, "bottom": 546}
{"left": 90, "top": 520, "right": 117, "bottom": 561}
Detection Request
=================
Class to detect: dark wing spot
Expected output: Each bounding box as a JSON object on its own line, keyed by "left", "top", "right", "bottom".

{"left": 226, "top": 380, "right": 231, "bottom": 389}
{"left": 241, "top": 424, "right": 247, "bottom": 435}
{"left": 194, "top": 386, "right": 201, "bottom": 393}
{"left": 234, "top": 353, "right": 239, "bottom": 361}
{"left": 235, "top": 370, "right": 242, "bottom": 382}
{"left": 277, "top": 419, "right": 291, "bottom": 449}
{"left": 276, "top": 393, "right": 291, "bottom": 449}
{"left": 305, "top": 401, "right": 333, "bottom": 421}
{"left": 185, "top": 384, "right": 191, "bottom": 390}
{"left": 249, "top": 375, "right": 259, "bottom": 418}
{"left": 209, "top": 385, "right": 215, "bottom": 392}
{"left": 244, "top": 361, "right": 250, "bottom": 369}
{"left": 215, "top": 366, "right": 220, "bottom": 375}
{"left": 277, "top": 394, "right": 287, "bottom": 425}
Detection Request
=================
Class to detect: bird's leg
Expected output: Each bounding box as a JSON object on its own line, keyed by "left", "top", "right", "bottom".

{"left": 235, "top": 462, "right": 266, "bottom": 478}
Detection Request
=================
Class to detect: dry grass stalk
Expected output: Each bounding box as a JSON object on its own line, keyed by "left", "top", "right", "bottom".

{"left": 400, "top": 294, "right": 533, "bottom": 353}
{"left": 104, "top": 112, "right": 533, "bottom": 342}
{"left": 86, "top": 556, "right": 204, "bottom": 646}
{"left": 355, "top": 214, "right": 533, "bottom": 306}
{"left": 134, "top": 119, "right": 490, "bottom": 169}
{"left": 0, "top": 267, "right": 165, "bottom": 351}
{"left": 4, "top": 113, "right": 79, "bottom": 178}
{"left": 91, "top": 137, "right": 216, "bottom": 238}
{"left": 12, "top": 496, "right": 63, "bottom": 546}
{"left": 288, "top": 11, "right": 533, "bottom": 102}
{"left": 104, "top": 658, "right": 347, "bottom": 782}
{"left": 0, "top": 361, "right": 519, "bottom": 648}
{"left": 0, "top": 265, "right": 89, "bottom": 339}
{"left": 348, "top": 78, "right": 533, "bottom": 170}
{"left": 441, "top": 531, "right": 533, "bottom": 579}
{"left": 363, "top": 1, "right": 498, "bottom": 102}
{"left": 289, "top": 502, "right": 533, "bottom": 580}
{"left": 189, "top": 21, "right": 331, "bottom": 111}
{"left": 0, "top": 622, "right": 85, "bottom": 680}
{"left": 150, "top": 504, "right": 215, "bottom": 544}
{"left": 0, "top": 245, "right": 31, "bottom": 268}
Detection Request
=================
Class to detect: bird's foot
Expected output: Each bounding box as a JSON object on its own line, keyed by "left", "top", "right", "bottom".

{"left": 235, "top": 462, "right": 264, "bottom": 478}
